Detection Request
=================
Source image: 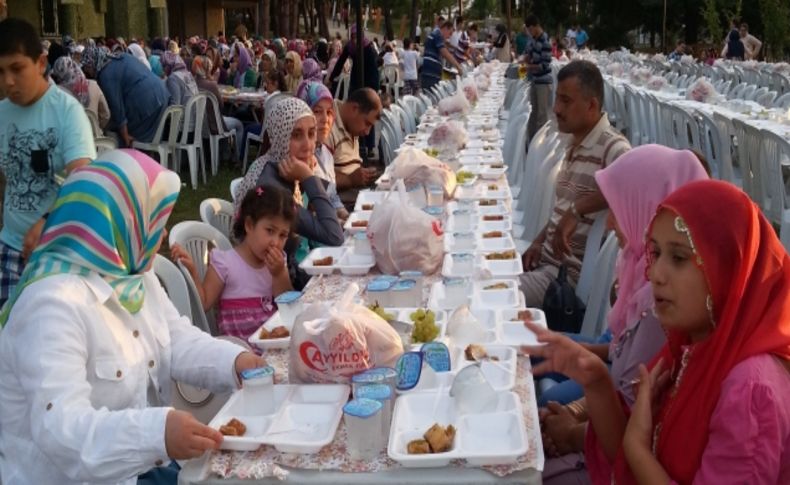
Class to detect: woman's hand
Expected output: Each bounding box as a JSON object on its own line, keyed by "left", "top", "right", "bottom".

{"left": 521, "top": 321, "right": 608, "bottom": 388}
{"left": 164, "top": 409, "right": 223, "bottom": 459}
{"left": 540, "top": 402, "right": 585, "bottom": 456}
{"left": 278, "top": 156, "right": 313, "bottom": 183}
{"left": 624, "top": 361, "right": 670, "bottom": 451}
{"left": 234, "top": 351, "right": 267, "bottom": 377}
{"left": 263, "top": 245, "right": 286, "bottom": 276}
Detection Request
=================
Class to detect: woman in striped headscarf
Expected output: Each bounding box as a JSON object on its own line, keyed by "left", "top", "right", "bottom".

{"left": 0, "top": 149, "right": 264, "bottom": 484}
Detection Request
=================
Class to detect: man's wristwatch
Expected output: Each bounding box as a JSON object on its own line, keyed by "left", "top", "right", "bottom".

{"left": 569, "top": 202, "right": 583, "bottom": 221}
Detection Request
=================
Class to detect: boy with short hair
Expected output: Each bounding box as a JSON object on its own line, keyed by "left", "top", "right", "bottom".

{"left": 0, "top": 18, "right": 95, "bottom": 305}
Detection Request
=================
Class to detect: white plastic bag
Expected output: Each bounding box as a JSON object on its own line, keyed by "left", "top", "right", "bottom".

{"left": 461, "top": 77, "right": 479, "bottom": 104}
{"left": 389, "top": 146, "right": 457, "bottom": 199}
{"left": 367, "top": 180, "right": 444, "bottom": 275}
{"left": 437, "top": 90, "right": 471, "bottom": 116}
{"left": 427, "top": 120, "right": 468, "bottom": 153}
{"left": 289, "top": 284, "right": 404, "bottom": 384}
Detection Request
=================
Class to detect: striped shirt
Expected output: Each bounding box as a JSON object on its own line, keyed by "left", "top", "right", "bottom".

{"left": 326, "top": 100, "right": 361, "bottom": 175}
{"left": 527, "top": 31, "right": 553, "bottom": 84}
{"left": 539, "top": 114, "right": 631, "bottom": 280}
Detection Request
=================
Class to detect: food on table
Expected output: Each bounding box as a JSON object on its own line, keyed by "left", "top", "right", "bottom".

{"left": 423, "top": 423, "right": 456, "bottom": 453}
{"left": 456, "top": 170, "right": 475, "bottom": 184}
{"left": 259, "top": 325, "right": 290, "bottom": 339}
{"left": 482, "top": 231, "right": 503, "bottom": 238}
{"left": 490, "top": 164, "right": 505, "bottom": 169}
{"left": 465, "top": 344, "right": 488, "bottom": 361}
{"left": 484, "top": 282, "right": 510, "bottom": 290}
{"left": 351, "top": 220, "right": 369, "bottom": 228}
{"left": 423, "top": 148, "right": 440, "bottom": 157}
{"left": 368, "top": 303, "right": 396, "bottom": 321}
{"left": 483, "top": 145, "right": 495, "bottom": 151}
{"left": 362, "top": 203, "right": 375, "bottom": 210}
{"left": 410, "top": 308, "right": 440, "bottom": 343}
{"left": 479, "top": 199, "right": 497, "bottom": 206}
{"left": 407, "top": 439, "right": 432, "bottom": 454}
{"left": 313, "top": 256, "right": 334, "bottom": 266}
{"left": 487, "top": 184, "right": 499, "bottom": 191}
{"left": 220, "top": 418, "right": 247, "bottom": 436}
{"left": 511, "top": 309, "right": 535, "bottom": 322}
{"left": 485, "top": 250, "right": 517, "bottom": 260}
{"left": 483, "top": 215, "right": 504, "bottom": 221}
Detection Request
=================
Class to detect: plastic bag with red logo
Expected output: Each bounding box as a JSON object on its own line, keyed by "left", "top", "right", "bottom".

{"left": 367, "top": 180, "right": 444, "bottom": 275}
{"left": 288, "top": 284, "right": 404, "bottom": 384}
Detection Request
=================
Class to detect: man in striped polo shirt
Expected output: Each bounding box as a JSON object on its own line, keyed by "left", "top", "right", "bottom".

{"left": 520, "top": 60, "right": 631, "bottom": 310}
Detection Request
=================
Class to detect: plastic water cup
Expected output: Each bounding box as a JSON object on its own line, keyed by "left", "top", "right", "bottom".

{"left": 353, "top": 232, "right": 372, "bottom": 255}
{"left": 399, "top": 271, "right": 424, "bottom": 300}
{"left": 365, "top": 367, "right": 398, "bottom": 397}
{"left": 452, "top": 209, "right": 473, "bottom": 231}
{"left": 452, "top": 232, "right": 476, "bottom": 251}
{"left": 391, "top": 279, "right": 420, "bottom": 307}
{"left": 450, "top": 364, "right": 498, "bottom": 414}
{"left": 427, "top": 185, "right": 444, "bottom": 207}
{"left": 365, "top": 278, "right": 394, "bottom": 307}
{"left": 274, "top": 291, "right": 303, "bottom": 328}
{"left": 451, "top": 253, "right": 475, "bottom": 276}
{"left": 344, "top": 398, "right": 383, "bottom": 460}
{"left": 351, "top": 369, "right": 387, "bottom": 396}
{"left": 240, "top": 366, "right": 276, "bottom": 415}
{"left": 355, "top": 384, "right": 393, "bottom": 449}
{"left": 443, "top": 277, "right": 470, "bottom": 308}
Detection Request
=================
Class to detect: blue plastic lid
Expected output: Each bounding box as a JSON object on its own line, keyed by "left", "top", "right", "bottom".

{"left": 391, "top": 279, "right": 416, "bottom": 292}
{"left": 443, "top": 276, "right": 468, "bottom": 287}
{"left": 399, "top": 270, "right": 423, "bottom": 278}
{"left": 428, "top": 185, "right": 444, "bottom": 193}
{"left": 453, "top": 209, "right": 471, "bottom": 216}
{"left": 373, "top": 275, "right": 399, "bottom": 284}
{"left": 351, "top": 370, "right": 386, "bottom": 385}
{"left": 275, "top": 291, "right": 303, "bottom": 304}
{"left": 451, "top": 253, "right": 474, "bottom": 261}
{"left": 356, "top": 383, "right": 392, "bottom": 401}
{"left": 395, "top": 352, "right": 424, "bottom": 391}
{"left": 423, "top": 206, "right": 443, "bottom": 217}
{"left": 366, "top": 279, "right": 392, "bottom": 292}
{"left": 353, "top": 231, "right": 368, "bottom": 240}
{"left": 343, "top": 398, "right": 382, "bottom": 418}
{"left": 240, "top": 366, "right": 274, "bottom": 381}
{"left": 421, "top": 342, "right": 451, "bottom": 372}
{"left": 452, "top": 232, "right": 474, "bottom": 239}
{"left": 366, "top": 366, "right": 398, "bottom": 380}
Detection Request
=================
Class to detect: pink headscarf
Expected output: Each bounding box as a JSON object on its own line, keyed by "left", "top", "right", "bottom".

{"left": 594, "top": 144, "right": 708, "bottom": 339}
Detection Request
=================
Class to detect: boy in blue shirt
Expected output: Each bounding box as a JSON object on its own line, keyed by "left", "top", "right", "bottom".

{"left": 0, "top": 18, "right": 95, "bottom": 305}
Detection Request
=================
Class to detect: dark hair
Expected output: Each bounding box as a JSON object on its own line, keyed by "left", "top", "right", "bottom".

{"left": 404, "top": 38, "right": 412, "bottom": 49}
{"left": 689, "top": 149, "right": 713, "bottom": 177}
{"left": 0, "top": 18, "right": 43, "bottom": 61}
{"left": 441, "top": 20, "right": 454, "bottom": 30}
{"left": 456, "top": 16, "right": 464, "bottom": 24}
{"left": 347, "top": 87, "right": 381, "bottom": 114}
{"left": 557, "top": 60, "right": 604, "bottom": 109}
{"left": 233, "top": 184, "right": 297, "bottom": 241}
{"left": 740, "top": 22, "right": 749, "bottom": 30}
{"left": 525, "top": 15, "right": 541, "bottom": 28}
{"left": 467, "top": 23, "right": 478, "bottom": 32}
{"left": 267, "top": 69, "right": 287, "bottom": 91}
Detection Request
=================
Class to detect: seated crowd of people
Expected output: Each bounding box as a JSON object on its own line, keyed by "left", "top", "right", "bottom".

{"left": 0, "top": 13, "right": 788, "bottom": 485}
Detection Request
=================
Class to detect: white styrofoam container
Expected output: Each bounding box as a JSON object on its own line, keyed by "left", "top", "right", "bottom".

{"left": 478, "top": 251, "right": 523, "bottom": 278}
{"left": 354, "top": 190, "right": 389, "bottom": 212}
{"left": 344, "top": 210, "right": 372, "bottom": 234}
{"left": 338, "top": 247, "right": 375, "bottom": 276}
{"left": 387, "top": 391, "right": 527, "bottom": 467}
{"left": 427, "top": 281, "right": 472, "bottom": 312}
{"left": 209, "top": 384, "right": 349, "bottom": 453}
{"left": 471, "top": 279, "right": 522, "bottom": 309}
{"left": 248, "top": 312, "right": 291, "bottom": 350}
{"left": 469, "top": 307, "right": 548, "bottom": 347}
{"left": 298, "top": 247, "right": 346, "bottom": 275}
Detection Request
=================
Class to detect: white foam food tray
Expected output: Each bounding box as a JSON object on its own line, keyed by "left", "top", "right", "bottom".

{"left": 248, "top": 311, "right": 291, "bottom": 350}
{"left": 478, "top": 165, "right": 508, "bottom": 180}
{"left": 477, "top": 251, "right": 523, "bottom": 278}
{"left": 463, "top": 307, "right": 548, "bottom": 347}
{"left": 444, "top": 211, "right": 512, "bottom": 233}
{"left": 459, "top": 147, "right": 502, "bottom": 159}
{"left": 454, "top": 183, "right": 512, "bottom": 201}
{"left": 470, "top": 279, "right": 524, "bottom": 309}
{"left": 299, "top": 247, "right": 375, "bottom": 276}
{"left": 344, "top": 210, "right": 372, "bottom": 234}
{"left": 465, "top": 139, "right": 499, "bottom": 150}
{"left": 427, "top": 280, "right": 472, "bottom": 312}
{"left": 443, "top": 231, "right": 516, "bottom": 253}
{"left": 446, "top": 200, "right": 508, "bottom": 216}
{"left": 458, "top": 154, "right": 503, "bottom": 166}
{"left": 354, "top": 190, "right": 389, "bottom": 212}
{"left": 298, "top": 247, "right": 346, "bottom": 275}
{"left": 387, "top": 391, "right": 528, "bottom": 467}
{"left": 209, "top": 384, "right": 350, "bottom": 453}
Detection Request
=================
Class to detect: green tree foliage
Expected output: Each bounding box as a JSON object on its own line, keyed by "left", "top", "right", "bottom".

{"left": 700, "top": 0, "right": 723, "bottom": 43}
{"left": 759, "top": 0, "right": 789, "bottom": 59}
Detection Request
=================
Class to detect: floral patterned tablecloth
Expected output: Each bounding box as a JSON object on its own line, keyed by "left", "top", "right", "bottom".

{"left": 206, "top": 274, "right": 544, "bottom": 480}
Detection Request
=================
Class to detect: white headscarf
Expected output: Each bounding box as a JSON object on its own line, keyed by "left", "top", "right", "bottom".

{"left": 127, "top": 43, "right": 151, "bottom": 70}
{"left": 235, "top": 97, "right": 314, "bottom": 204}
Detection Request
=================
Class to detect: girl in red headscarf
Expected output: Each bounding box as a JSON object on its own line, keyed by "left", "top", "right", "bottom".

{"left": 526, "top": 180, "right": 790, "bottom": 484}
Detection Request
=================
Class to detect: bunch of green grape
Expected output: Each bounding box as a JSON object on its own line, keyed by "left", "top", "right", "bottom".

{"left": 368, "top": 303, "right": 395, "bottom": 321}
{"left": 410, "top": 309, "right": 440, "bottom": 343}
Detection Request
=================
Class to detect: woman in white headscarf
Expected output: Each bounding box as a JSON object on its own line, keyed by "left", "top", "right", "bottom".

{"left": 236, "top": 97, "right": 343, "bottom": 289}
{"left": 127, "top": 43, "right": 151, "bottom": 70}
{"left": 50, "top": 56, "right": 111, "bottom": 130}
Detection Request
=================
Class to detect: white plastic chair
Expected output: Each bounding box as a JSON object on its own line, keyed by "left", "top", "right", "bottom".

{"left": 334, "top": 72, "right": 351, "bottom": 101}
{"left": 230, "top": 177, "right": 243, "bottom": 203}
{"left": 84, "top": 108, "right": 104, "bottom": 138}
{"left": 731, "top": 118, "right": 765, "bottom": 208}
{"left": 95, "top": 137, "right": 118, "bottom": 155}
{"left": 199, "top": 198, "right": 235, "bottom": 239}
{"left": 671, "top": 106, "right": 702, "bottom": 152}
{"left": 579, "top": 231, "right": 619, "bottom": 339}
{"left": 152, "top": 254, "right": 192, "bottom": 321}
{"left": 168, "top": 220, "right": 232, "bottom": 282}
{"left": 774, "top": 92, "right": 790, "bottom": 109}
{"left": 242, "top": 130, "right": 263, "bottom": 174}
{"left": 575, "top": 211, "right": 610, "bottom": 304}
{"left": 381, "top": 64, "right": 403, "bottom": 100}
{"left": 203, "top": 91, "right": 236, "bottom": 176}
{"left": 755, "top": 90, "right": 777, "bottom": 108}
{"left": 390, "top": 103, "right": 415, "bottom": 135}
{"left": 760, "top": 130, "right": 790, "bottom": 243}
{"left": 175, "top": 94, "right": 208, "bottom": 189}
{"left": 132, "top": 105, "right": 183, "bottom": 169}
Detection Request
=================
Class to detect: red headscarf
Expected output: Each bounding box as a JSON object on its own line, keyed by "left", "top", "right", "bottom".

{"left": 627, "top": 180, "right": 790, "bottom": 483}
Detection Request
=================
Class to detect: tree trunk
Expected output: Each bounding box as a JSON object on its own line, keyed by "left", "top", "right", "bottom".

{"left": 410, "top": 0, "right": 419, "bottom": 43}
{"left": 291, "top": 0, "right": 300, "bottom": 37}
{"left": 383, "top": 0, "right": 394, "bottom": 40}
{"left": 259, "top": 0, "right": 271, "bottom": 37}
{"left": 316, "top": 0, "right": 331, "bottom": 39}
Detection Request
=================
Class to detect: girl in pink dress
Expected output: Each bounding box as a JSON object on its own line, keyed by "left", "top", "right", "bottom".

{"left": 172, "top": 184, "right": 296, "bottom": 339}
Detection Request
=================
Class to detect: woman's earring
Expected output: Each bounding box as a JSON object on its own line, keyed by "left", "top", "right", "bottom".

{"left": 706, "top": 294, "right": 716, "bottom": 329}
